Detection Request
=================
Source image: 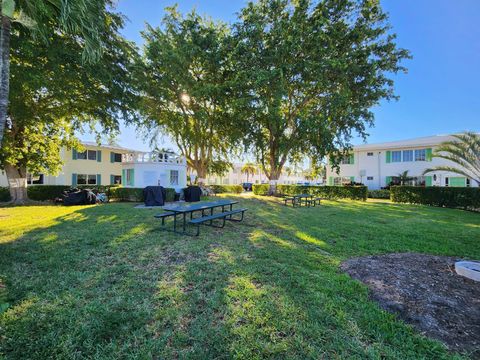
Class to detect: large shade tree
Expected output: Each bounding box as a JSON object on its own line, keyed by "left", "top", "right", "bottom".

{"left": 423, "top": 132, "right": 480, "bottom": 185}
{"left": 231, "top": 0, "right": 410, "bottom": 192}
{"left": 0, "top": 0, "right": 112, "bottom": 147}
{"left": 138, "top": 7, "right": 238, "bottom": 182}
{"left": 1, "top": 11, "right": 139, "bottom": 203}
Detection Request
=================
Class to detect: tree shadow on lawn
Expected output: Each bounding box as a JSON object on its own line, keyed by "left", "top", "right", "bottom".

{"left": 0, "top": 199, "right": 477, "bottom": 359}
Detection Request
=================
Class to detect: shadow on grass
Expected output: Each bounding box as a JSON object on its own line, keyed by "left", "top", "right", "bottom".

{"left": 0, "top": 198, "right": 478, "bottom": 358}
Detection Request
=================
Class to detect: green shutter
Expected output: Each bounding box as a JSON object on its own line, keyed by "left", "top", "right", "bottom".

{"left": 110, "top": 152, "right": 115, "bottom": 163}
{"left": 349, "top": 154, "right": 354, "bottom": 165}
{"left": 426, "top": 148, "right": 433, "bottom": 161}
{"left": 96, "top": 174, "right": 101, "bottom": 185}
{"left": 386, "top": 176, "right": 392, "bottom": 185}
{"left": 129, "top": 169, "right": 135, "bottom": 186}
{"left": 97, "top": 150, "right": 102, "bottom": 162}
{"left": 72, "top": 149, "right": 77, "bottom": 160}
{"left": 110, "top": 175, "right": 115, "bottom": 185}
{"left": 386, "top": 151, "right": 391, "bottom": 163}
{"left": 425, "top": 176, "right": 432, "bottom": 187}
{"left": 450, "top": 177, "right": 466, "bottom": 187}
{"left": 328, "top": 176, "right": 333, "bottom": 186}
{"left": 72, "top": 173, "right": 77, "bottom": 186}
{"left": 350, "top": 176, "right": 355, "bottom": 183}
{"left": 122, "top": 169, "right": 126, "bottom": 186}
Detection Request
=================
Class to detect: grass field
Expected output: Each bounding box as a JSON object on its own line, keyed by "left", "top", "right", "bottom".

{"left": 0, "top": 196, "right": 479, "bottom": 359}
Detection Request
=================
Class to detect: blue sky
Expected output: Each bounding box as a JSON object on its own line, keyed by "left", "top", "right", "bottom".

{"left": 83, "top": 0, "right": 480, "bottom": 151}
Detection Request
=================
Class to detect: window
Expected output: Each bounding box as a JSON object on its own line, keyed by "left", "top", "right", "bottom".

{"left": 113, "top": 175, "right": 122, "bottom": 185}
{"left": 87, "top": 150, "right": 97, "bottom": 161}
{"left": 445, "top": 177, "right": 449, "bottom": 187}
{"left": 403, "top": 150, "right": 413, "bottom": 162}
{"left": 77, "top": 151, "right": 87, "bottom": 160}
{"left": 415, "top": 149, "right": 426, "bottom": 161}
{"left": 391, "top": 151, "right": 402, "bottom": 162}
{"left": 333, "top": 177, "right": 352, "bottom": 186}
{"left": 114, "top": 153, "right": 122, "bottom": 162}
{"left": 27, "top": 174, "right": 44, "bottom": 185}
{"left": 77, "top": 174, "right": 87, "bottom": 185}
{"left": 367, "top": 176, "right": 374, "bottom": 181}
{"left": 87, "top": 175, "right": 97, "bottom": 185}
{"left": 170, "top": 170, "right": 179, "bottom": 186}
{"left": 367, "top": 152, "right": 374, "bottom": 156}
{"left": 223, "top": 178, "right": 229, "bottom": 185}
{"left": 466, "top": 178, "right": 471, "bottom": 187}
{"left": 341, "top": 154, "right": 353, "bottom": 165}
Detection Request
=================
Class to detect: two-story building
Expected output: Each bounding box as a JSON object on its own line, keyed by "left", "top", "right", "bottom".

{"left": 326, "top": 134, "right": 478, "bottom": 190}
{"left": 0, "top": 142, "right": 188, "bottom": 192}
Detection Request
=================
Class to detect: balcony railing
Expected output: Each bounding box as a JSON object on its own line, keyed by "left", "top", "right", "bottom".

{"left": 122, "top": 152, "right": 186, "bottom": 165}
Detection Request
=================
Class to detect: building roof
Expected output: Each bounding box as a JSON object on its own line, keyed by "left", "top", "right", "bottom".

{"left": 353, "top": 134, "right": 458, "bottom": 151}
{"left": 81, "top": 141, "right": 137, "bottom": 152}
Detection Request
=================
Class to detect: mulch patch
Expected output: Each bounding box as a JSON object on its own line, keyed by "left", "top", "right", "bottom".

{"left": 341, "top": 253, "right": 480, "bottom": 356}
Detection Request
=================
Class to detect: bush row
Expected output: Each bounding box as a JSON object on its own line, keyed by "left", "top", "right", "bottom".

{"left": 367, "top": 189, "right": 390, "bottom": 199}
{"left": 0, "top": 185, "right": 177, "bottom": 203}
{"left": 208, "top": 184, "right": 243, "bottom": 194}
{"left": 253, "top": 184, "right": 368, "bottom": 201}
{"left": 390, "top": 186, "right": 480, "bottom": 210}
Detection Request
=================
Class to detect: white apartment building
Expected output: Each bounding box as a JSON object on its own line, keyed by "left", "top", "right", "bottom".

{"left": 207, "top": 163, "right": 322, "bottom": 186}
{"left": 326, "top": 134, "right": 479, "bottom": 190}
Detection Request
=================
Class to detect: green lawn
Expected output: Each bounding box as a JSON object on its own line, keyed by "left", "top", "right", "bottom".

{"left": 0, "top": 196, "right": 479, "bottom": 359}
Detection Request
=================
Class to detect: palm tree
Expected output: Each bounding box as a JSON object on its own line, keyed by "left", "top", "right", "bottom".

{"left": 241, "top": 162, "right": 256, "bottom": 182}
{"left": 0, "top": 0, "right": 109, "bottom": 146}
{"left": 397, "top": 170, "right": 413, "bottom": 185}
{"left": 423, "top": 132, "right": 480, "bottom": 185}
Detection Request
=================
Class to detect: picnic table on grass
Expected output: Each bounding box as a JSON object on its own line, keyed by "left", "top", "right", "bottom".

{"left": 155, "top": 199, "right": 247, "bottom": 236}
{"left": 283, "top": 194, "right": 322, "bottom": 207}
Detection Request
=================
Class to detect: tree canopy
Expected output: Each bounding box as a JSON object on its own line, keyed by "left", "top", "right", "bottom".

{"left": 230, "top": 0, "right": 410, "bottom": 189}
{"left": 0, "top": 0, "right": 113, "bottom": 146}
{"left": 137, "top": 7, "right": 238, "bottom": 180}
{"left": 1, "top": 10, "right": 139, "bottom": 202}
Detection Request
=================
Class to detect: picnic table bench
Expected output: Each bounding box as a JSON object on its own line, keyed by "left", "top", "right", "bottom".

{"left": 155, "top": 199, "right": 247, "bottom": 236}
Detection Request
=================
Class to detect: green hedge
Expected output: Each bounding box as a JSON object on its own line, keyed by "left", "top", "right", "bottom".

{"left": 0, "top": 187, "right": 10, "bottom": 202}
{"left": 252, "top": 184, "right": 269, "bottom": 196}
{"left": 27, "top": 185, "right": 71, "bottom": 201}
{"left": 107, "top": 187, "right": 176, "bottom": 202}
{"left": 368, "top": 189, "right": 390, "bottom": 199}
{"left": 390, "top": 186, "right": 480, "bottom": 210}
{"left": 253, "top": 184, "right": 367, "bottom": 200}
{"left": 209, "top": 184, "right": 243, "bottom": 194}
{"left": 25, "top": 185, "right": 176, "bottom": 202}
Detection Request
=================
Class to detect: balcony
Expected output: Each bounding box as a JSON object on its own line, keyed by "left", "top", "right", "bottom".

{"left": 122, "top": 151, "right": 186, "bottom": 165}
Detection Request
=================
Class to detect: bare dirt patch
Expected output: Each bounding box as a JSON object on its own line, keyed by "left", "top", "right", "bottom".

{"left": 341, "top": 253, "right": 480, "bottom": 356}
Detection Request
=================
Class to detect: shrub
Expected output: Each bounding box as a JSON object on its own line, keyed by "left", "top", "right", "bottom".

{"left": 0, "top": 187, "right": 11, "bottom": 202}
{"left": 368, "top": 189, "right": 390, "bottom": 199}
{"left": 27, "top": 185, "right": 119, "bottom": 201}
{"left": 108, "top": 187, "right": 144, "bottom": 202}
{"left": 26, "top": 185, "right": 176, "bottom": 203}
{"left": 253, "top": 184, "right": 367, "bottom": 200}
{"left": 27, "top": 185, "right": 71, "bottom": 201}
{"left": 252, "top": 184, "right": 269, "bottom": 196}
{"left": 209, "top": 184, "right": 243, "bottom": 194}
{"left": 390, "top": 186, "right": 480, "bottom": 210}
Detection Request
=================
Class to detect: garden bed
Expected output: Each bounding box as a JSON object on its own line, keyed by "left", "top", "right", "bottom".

{"left": 341, "top": 253, "right": 480, "bottom": 355}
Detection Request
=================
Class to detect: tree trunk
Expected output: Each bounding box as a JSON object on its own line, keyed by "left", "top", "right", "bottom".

{"left": 5, "top": 164, "right": 28, "bottom": 204}
{"left": 196, "top": 165, "right": 207, "bottom": 185}
{"left": 0, "top": 16, "right": 11, "bottom": 147}
{"left": 268, "top": 167, "right": 282, "bottom": 195}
